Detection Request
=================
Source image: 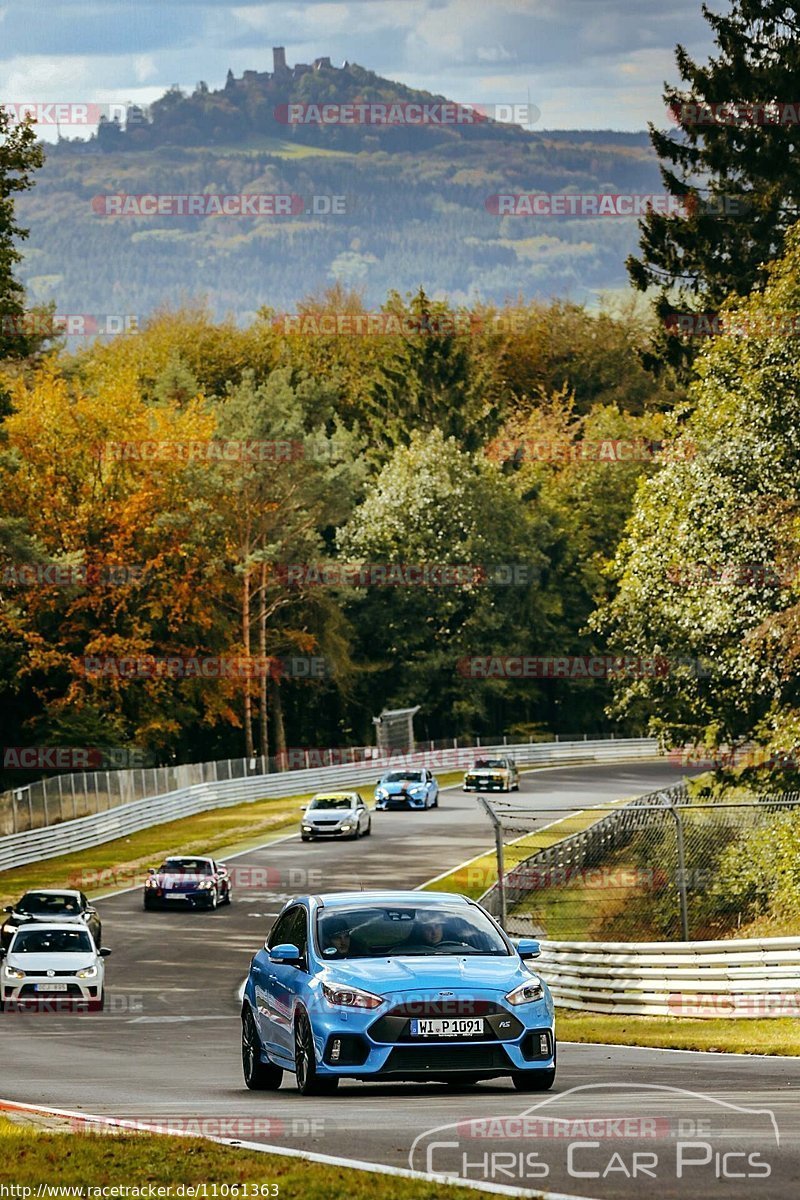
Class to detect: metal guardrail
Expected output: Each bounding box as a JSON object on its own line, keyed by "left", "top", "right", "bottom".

{"left": 0, "top": 737, "right": 659, "bottom": 873}
{"left": 0, "top": 731, "right": 622, "bottom": 836}
{"left": 533, "top": 936, "right": 800, "bottom": 1017}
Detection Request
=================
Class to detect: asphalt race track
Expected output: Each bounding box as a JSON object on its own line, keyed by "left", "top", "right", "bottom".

{"left": 2, "top": 760, "right": 799, "bottom": 1200}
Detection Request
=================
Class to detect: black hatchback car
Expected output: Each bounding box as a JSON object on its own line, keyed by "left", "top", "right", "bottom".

{"left": 1, "top": 889, "right": 102, "bottom": 950}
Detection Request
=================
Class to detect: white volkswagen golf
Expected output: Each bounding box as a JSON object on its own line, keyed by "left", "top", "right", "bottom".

{"left": 0, "top": 922, "right": 111, "bottom": 1011}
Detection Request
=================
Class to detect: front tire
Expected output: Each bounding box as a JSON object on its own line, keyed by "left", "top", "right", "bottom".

{"left": 242, "top": 1008, "right": 283, "bottom": 1090}
{"left": 294, "top": 1010, "right": 339, "bottom": 1096}
{"left": 511, "top": 1047, "right": 556, "bottom": 1092}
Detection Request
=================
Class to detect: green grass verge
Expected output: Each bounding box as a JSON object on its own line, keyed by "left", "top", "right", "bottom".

{"left": 0, "top": 1116, "right": 484, "bottom": 1199}
{"left": 423, "top": 796, "right": 630, "bottom": 899}
{"left": 556, "top": 1009, "right": 800, "bottom": 1055}
{"left": 0, "top": 772, "right": 466, "bottom": 907}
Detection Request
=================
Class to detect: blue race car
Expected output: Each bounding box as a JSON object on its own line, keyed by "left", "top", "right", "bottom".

{"left": 241, "top": 890, "right": 555, "bottom": 1095}
{"left": 374, "top": 769, "right": 439, "bottom": 810}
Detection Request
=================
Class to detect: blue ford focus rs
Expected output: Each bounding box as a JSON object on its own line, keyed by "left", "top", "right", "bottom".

{"left": 241, "top": 890, "right": 555, "bottom": 1095}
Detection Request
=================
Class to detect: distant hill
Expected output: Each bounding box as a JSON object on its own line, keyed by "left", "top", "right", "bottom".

{"left": 69, "top": 51, "right": 536, "bottom": 154}
{"left": 17, "top": 53, "right": 662, "bottom": 321}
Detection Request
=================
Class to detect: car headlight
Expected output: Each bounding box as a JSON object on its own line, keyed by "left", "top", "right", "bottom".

{"left": 340, "top": 823, "right": 352, "bottom": 832}
{"left": 302, "top": 823, "right": 311, "bottom": 831}
{"left": 77, "top": 965, "right": 98, "bottom": 979}
{"left": 375, "top": 789, "right": 387, "bottom": 799}
{"left": 505, "top": 978, "right": 545, "bottom": 1005}
{"left": 322, "top": 982, "right": 383, "bottom": 1009}
{"left": 3, "top": 966, "right": 24, "bottom": 980}
{"left": 198, "top": 879, "right": 215, "bottom": 889}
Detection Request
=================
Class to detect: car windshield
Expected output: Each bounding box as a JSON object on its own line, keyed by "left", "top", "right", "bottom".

{"left": 309, "top": 798, "right": 353, "bottom": 810}
{"left": 316, "top": 904, "right": 509, "bottom": 959}
{"left": 160, "top": 859, "right": 212, "bottom": 874}
{"left": 12, "top": 928, "right": 93, "bottom": 954}
{"left": 382, "top": 772, "right": 424, "bottom": 783}
{"left": 474, "top": 759, "right": 506, "bottom": 769}
{"left": 16, "top": 893, "right": 81, "bottom": 915}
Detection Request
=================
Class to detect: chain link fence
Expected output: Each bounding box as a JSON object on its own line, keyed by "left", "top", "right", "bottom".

{"left": 478, "top": 785, "right": 800, "bottom": 941}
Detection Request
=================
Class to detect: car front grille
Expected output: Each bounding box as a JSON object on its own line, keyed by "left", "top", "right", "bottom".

{"left": 382, "top": 1044, "right": 513, "bottom": 1074}
{"left": 369, "top": 1001, "right": 523, "bottom": 1044}
{"left": 17, "top": 983, "right": 84, "bottom": 997}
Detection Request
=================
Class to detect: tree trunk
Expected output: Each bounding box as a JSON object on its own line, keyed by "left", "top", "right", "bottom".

{"left": 258, "top": 560, "right": 269, "bottom": 766}
{"left": 271, "top": 675, "right": 287, "bottom": 770}
{"left": 242, "top": 566, "right": 254, "bottom": 759}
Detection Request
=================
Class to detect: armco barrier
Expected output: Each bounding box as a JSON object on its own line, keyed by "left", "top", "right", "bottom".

{"left": 531, "top": 936, "right": 800, "bottom": 1017}
{"left": 0, "top": 737, "right": 658, "bottom": 873}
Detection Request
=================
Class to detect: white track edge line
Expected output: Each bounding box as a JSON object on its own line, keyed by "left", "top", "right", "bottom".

{"left": 0, "top": 1097, "right": 598, "bottom": 1200}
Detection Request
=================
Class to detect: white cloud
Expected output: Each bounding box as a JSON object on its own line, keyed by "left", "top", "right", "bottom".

{"left": 133, "top": 54, "right": 159, "bottom": 83}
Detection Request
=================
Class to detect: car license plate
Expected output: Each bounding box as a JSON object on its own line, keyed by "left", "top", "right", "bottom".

{"left": 35, "top": 983, "right": 68, "bottom": 992}
{"left": 409, "top": 1018, "right": 484, "bottom": 1037}
{"left": 165, "top": 893, "right": 185, "bottom": 899}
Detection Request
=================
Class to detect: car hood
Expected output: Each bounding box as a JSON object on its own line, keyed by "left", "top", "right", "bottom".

{"left": 307, "top": 810, "right": 354, "bottom": 819}
{"left": 6, "top": 952, "right": 98, "bottom": 973}
{"left": 321, "top": 955, "right": 535, "bottom": 995}
{"left": 379, "top": 781, "right": 425, "bottom": 793}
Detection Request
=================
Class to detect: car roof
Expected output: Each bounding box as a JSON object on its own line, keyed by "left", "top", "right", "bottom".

{"left": 10, "top": 922, "right": 94, "bottom": 933}
{"left": 312, "top": 890, "right": 471, "bottom": 908}
{"left": 18, "top": 889, "right": 82, "bottom": 899}
{"left": 310, "top": 792, "right": 358, "bottom": 800}
{"left": 162, "top": 855, "right": 213, "bottom": 863}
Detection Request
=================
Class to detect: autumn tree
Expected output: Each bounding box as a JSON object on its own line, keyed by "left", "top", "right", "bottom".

{"left": 211, "top": 368, "right": 364, "bottom": 757}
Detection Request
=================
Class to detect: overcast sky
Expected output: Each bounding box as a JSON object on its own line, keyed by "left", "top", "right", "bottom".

{"left": 2, "top": 0, "right": 723, "bottom": 136}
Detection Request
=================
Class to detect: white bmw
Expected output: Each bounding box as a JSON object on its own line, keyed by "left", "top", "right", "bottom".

{"left": 0, "top": 922, "right": 111, "bottom": 1012}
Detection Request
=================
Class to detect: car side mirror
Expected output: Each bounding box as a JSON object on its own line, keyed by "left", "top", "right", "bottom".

{"left": 299, "top": 804, "right": 308, "bottom": 811}
{"left": 0, "top": 947, "right": 6, "bottom": 959}
{"left": 148, "top": 868, "right": 156, "bottom": 875}
{"left": 217, "top": 864, "right": 227, "bottom": 873}
{"left": 516, "top": 938, "right": 541, "bottom": 960}
{"left": 99, "top": 947, "right": 112, "bottom": 957}
{"left": 269, "top": 942, "right": 302, "bottom": 963}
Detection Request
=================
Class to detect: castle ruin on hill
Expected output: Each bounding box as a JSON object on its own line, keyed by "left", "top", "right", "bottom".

{"left": 229, "top": 47, "right": 342, "bottom": 89}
